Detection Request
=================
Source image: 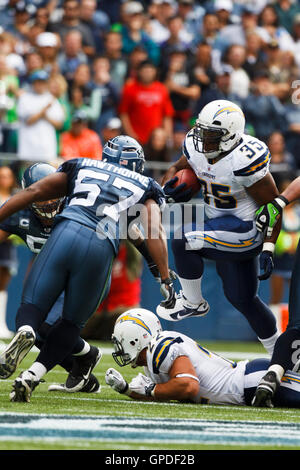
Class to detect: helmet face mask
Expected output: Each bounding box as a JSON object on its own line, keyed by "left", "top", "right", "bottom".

{"left": 111, "top": 308, "right": 162, "bottom": 368}
{"left": 103, "top": 135, "right": 145, "bottom": 174}
{"left": 32, "top": 199, "right": 62, "bottom": 223}
{"left": 193, "top": 100, "right": 245, "bottom": 159}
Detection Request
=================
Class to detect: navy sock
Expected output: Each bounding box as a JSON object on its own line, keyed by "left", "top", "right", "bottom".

{"left": 15, "top": 303, "right": 46, "bottom": 332}
{"left": 270, "top": 327, "right": 300, "bottom": 371}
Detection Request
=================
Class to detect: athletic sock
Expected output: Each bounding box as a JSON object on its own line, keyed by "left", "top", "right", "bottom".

{"left": 258, "top": 331, "right": 280, "bottom": 356}
{"left": 177, "top": 275, "right": 205, "bottom": 306}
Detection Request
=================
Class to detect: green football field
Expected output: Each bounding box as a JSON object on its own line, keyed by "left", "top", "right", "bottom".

{"left": 0, "top": 339, "right": 299, "bottom": 451}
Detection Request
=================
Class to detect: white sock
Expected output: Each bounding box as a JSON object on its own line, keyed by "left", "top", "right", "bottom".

{"left": 178, "top": 275, "right": 204, "bottom": 306}
{"left": 73, "top": 340, "right": 90, "bottom": 356}
{"left": 268, "top": 364, "right": 285, "bottom": 382}
{"left": 28, "top": 362, "right": 47, "bottom": 381}
{"left": 258, "top": 331, "right": 280, "bottom": 356}
{"left": 0, "top": 291, "right": 9, "bottom": 330}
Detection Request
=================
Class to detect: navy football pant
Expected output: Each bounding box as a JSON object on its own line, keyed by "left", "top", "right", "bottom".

{"left": 172, "top": 233, "right": 277, "bottom": 340}
{"left": 15, "top": 219, "right": 114, "bottom": 371}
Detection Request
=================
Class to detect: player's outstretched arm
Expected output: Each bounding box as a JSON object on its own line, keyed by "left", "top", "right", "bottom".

{"left": 0, "top": 173, "right": 68, "bottom": 223}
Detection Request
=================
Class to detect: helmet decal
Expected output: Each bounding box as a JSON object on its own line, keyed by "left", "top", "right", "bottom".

{"left": 213, "top": 106, "right": 244, "bottom": 120}
{"left": 117, "top": 315, "right": 152, "bottom": 335}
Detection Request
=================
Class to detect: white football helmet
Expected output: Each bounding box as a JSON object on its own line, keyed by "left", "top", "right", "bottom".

{"left": 193, "top": 99, "right": 245, "bottom": 159}
{"left": 111, "top": 308, "right": 162, "bottom": 368}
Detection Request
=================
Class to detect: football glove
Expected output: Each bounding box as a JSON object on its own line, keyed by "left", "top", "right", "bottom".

{"left": 148, "top": 263, "right": 177, "bottom": 283}
{"left": 163, "top": 177, "right": 193, "bottom": 203}
{"left": 258, "top": 245, "right": 274, "bottom": 280}
{"left": 129, "top": 373, "right": 156, "bottom": 397}
{"left": 256, "top": 196, "right": 288, "bottom": 237}
{"left": 160, "top": 277, "right": 176, "bottom": 309}
{"left": 105, "top": 368, "right": 129, "bottom": 395}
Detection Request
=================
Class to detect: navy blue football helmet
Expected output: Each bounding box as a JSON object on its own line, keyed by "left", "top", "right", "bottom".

{"left": 102, "top": 135, "right": 145, "bottom": 174}
{"left": 22, "top": 163, "right": 62, "bottom": 223}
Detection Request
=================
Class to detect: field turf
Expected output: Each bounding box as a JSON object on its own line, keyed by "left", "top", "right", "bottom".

{"left": 0, "top": 339, "right": 299, "bottom": 452}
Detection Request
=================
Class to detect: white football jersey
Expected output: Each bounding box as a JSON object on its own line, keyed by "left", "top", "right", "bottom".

{"left": 145, "top": 330, "right": 248, "bottom": 406}
{"left": 183, "top": 131, "right": 271, "bottom": 222}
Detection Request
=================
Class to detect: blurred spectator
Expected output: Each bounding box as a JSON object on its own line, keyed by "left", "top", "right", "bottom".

{"left": 268, "top": 131, "right": 296, "bottom": 186}
{"left": 292, "top": 14, "right": 300, "bottom": 72}
{"left": 147, "top": 0, "right": 176, "bottom": 46}
{"left": 273, "top": 0, "right": 300, "bottom": 35}
{"left": 125, "top": 45, "right": 148, "bottom": 82}
{"left": 159, "top": 14, "right": 190, "bottom": 67}
{"left": 0, "top": 165, "right": 18, "bottom": 338}
{"left": 213, "top": 0, "right": 233, "bottom": 30}
{"left": 68, "top": 62, "right": 102, "bottom": 123}
{"left": 101, "top": 116, "right": 122, "bottom": 144}
{"left": 176, "top": 0, "right": 205, "bottom": 45}
{"left": 17, "top": 69, "right": 65, "bottom": 161}
{"left": 81, "top": 240, "right": 142, "bottom": 341}
{"left": 243, "top": 31, "right": 266, "bottom": 80}
{"left": 60, "top": 108, "right": 102, "bottom": 160}
{"left": 34, "top": 5, "right": 51, "bottom": 30}
{"left": 270, "top": 177, "right": 300, "bottom": 306}
{"left": 119, "top": 59, "right": 174, "bottom": 145}
{"left": 285, "top": 89, "right": 300, "bottom": 167}
{"left": 0, "top": 53, "right": 20, "bottom": 153}
{"left": 20, "top": 50, "right": 43, "bottom": 88}
{"left": 48, "top": 0, "right": 96, "bottom": 57}
{"left": 243, "top": 69, "right": 287, "bottom": 142}
{"left": 144, "top": 127, "right": 171, "bottom": 179}
{"left": 193, "top": 64, "right": 242, "bottom": 115}
{"left": 120, "top": 1, "right": 160, "bottom": 66}
{"left": 191, "top": 41, "right": 215, "bottom": 94}
{"left": 224, "top": 44, "right": 250, "bottom": 99}
{"left": 258, "top": 4, "right": 295, "bottom": 52}
{"left": 170, "top": 120, "right": 187, "bottom": 161}
{"left": 79, "top": 0, "right": 110, "bottom": 54}
{"left": 192, "top": 12, "right": 221, "bottom": 49}
{"left": 103, "top": 30, "right": 128, "bottom": 92}
{"left": 57, "top": 29, "right": 88, "bottom": 82}
{"left": 36, "top": 31, "right": 60, "bottom": 75}
{"left": 162, "top": 48, "right": 200, "bottom": 126}
{"left": 48, "top": 72, "right": 71, "bottom": 151}
{"left": 92, "top": 56, "right": 119, "bottom": 134}
{"left": 0, "top": 31, "right": 25, "bottom": 76}
{"left": 4, "top": 1, "right": 33, "bottom": 55}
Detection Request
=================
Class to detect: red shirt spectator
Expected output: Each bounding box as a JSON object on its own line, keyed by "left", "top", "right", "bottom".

{"left": 60, "top": 109, "right": 102, "bottom": 159}
{"left": 119, "top": 60, "right": 174, "bottom": 144}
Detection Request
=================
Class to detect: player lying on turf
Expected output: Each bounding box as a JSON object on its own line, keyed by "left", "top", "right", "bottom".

{"left": 0, "top": 136, "right": 175, "bottom": 402}
{"left": 251, "top": 176, "right": 300, "bottom": 407}
{"left": 106, "top": 308, "right": 300, "bottom": 407}
{"left": 157, "top": 99, "right": 281, "bottom": 356}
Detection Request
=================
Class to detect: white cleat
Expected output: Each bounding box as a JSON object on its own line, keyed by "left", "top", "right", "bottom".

{"left": 10, "top": 370, "right": 41, "bottom": 403}
{"left": 156, "top": 291, "right": 210, "bottom": 322}
{"left": 0, "top": 329, "right": 36, "bottom": 379}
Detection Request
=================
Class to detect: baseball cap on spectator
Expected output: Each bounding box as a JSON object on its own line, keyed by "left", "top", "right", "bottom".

{"left": 36, "top": 32, "right": 58, "bottom": 48}
{"left": 29, "top": 70, "right": 49, "bottom": 82}
{"left": 124, "top": 1, "right": 144, "bottom": 15}
{"left": 106, "top": 117, "right": 122, "bottom": 130}
{"left": 214, "top": 0, "right": 233, "bottom": 12}
{"left": 72, "top": 109, "right": 88, "bottom": 122}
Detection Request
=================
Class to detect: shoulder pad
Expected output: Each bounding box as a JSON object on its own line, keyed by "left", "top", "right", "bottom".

{"left": 151, "top": 333, "right": 184, "bottom": 374}
{"left": 233, "top": 138, "right": 270, "bottom": 177}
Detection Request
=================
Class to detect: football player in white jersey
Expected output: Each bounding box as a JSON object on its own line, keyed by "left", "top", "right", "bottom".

{"left": 105, "top": 309, "right": 300, "bottom": 407}
{"left": 156, "top": 99, "right": 280, "bottom": 356}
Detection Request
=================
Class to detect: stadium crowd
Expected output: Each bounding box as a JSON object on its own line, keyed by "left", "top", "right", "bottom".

{"left": 0, "top": 0, "right": 300, "bottom": 338}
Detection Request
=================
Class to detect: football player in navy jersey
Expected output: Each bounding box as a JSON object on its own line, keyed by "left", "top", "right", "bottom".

{"left": 0, "top": 163, "right": 102, "bottom": 394}
{"left": 158, "top": 99, "right": 281, "bottom": 357}
{"left": 0, "top": 135, "right": 174, "bottom": 402}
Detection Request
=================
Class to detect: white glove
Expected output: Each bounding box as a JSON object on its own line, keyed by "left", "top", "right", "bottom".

{"left": 129, "top": 373, "right": 156, "bottom": 397}
{"left": 105, "top": 368, "right": 129, "bottom": 395}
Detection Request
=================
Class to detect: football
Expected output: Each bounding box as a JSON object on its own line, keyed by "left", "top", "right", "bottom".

{"left": 173, "top": 168, "right": 201, "bottom": 197}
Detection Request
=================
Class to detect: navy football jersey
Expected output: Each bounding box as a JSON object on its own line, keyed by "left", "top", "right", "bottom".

{"left": 0, "top": 207, "right": 52, "bottom": 253}
{"left": 56, "top": 158, "right": 166, "bottom": 253}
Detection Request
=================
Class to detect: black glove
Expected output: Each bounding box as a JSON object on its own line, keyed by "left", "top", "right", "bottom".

{"left": 258, "top": 250, "right": 274, "bottom": 280}
{"left": 160, "top": 277, "right": 176, "bottom": 309}
{"left": 148, "top": 263, "right": 177, "bottom": 283}
{"left": 163, "top": 177, "right": 193, "bottom": 203}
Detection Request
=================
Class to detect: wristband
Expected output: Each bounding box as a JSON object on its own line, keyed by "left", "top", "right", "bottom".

{"left": 145, "top": 382, "right": 156, "bottom": 397}
{"left": 275, "top": 195, "right": 289, "bottom": 209}
{"left": 121, "top": 382, "right": 131, "bottom": 396}
{"left": 262, "top": 242, "right": 275, "bottom": 254}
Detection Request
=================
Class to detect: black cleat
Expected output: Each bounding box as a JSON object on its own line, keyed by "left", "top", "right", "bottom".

{"left": 65, "top": 346, "right": 102, "bottom": 392}
{"left": 10, "top": 371, "right": 41, "bottom": 403}
{"left": 48, "top": 374, "right": 101, "bottom": 393}
{"left": 0, "top": 329, "right": 35, "bottom": 379}
{"left": 251, "top": 371, "right": 279, "bottom": 408}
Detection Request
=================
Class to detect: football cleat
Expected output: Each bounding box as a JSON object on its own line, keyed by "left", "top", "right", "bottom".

{"left": 251, "top": 371, "right": 279, "bottom": 408}
{"left": 0, "top": 329, "right": 36, "bottom": 379}
{"left": 65, "top": 346, "right": 102, "bottom": 392}
{"left": 48, "top": 374, "right": 101, "bottom": 393}
{"left": 156, "top": 291, "right": 210, "bottom": 322}
{"left": 10, "top": 370, "right": 41, "bottom": 403}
